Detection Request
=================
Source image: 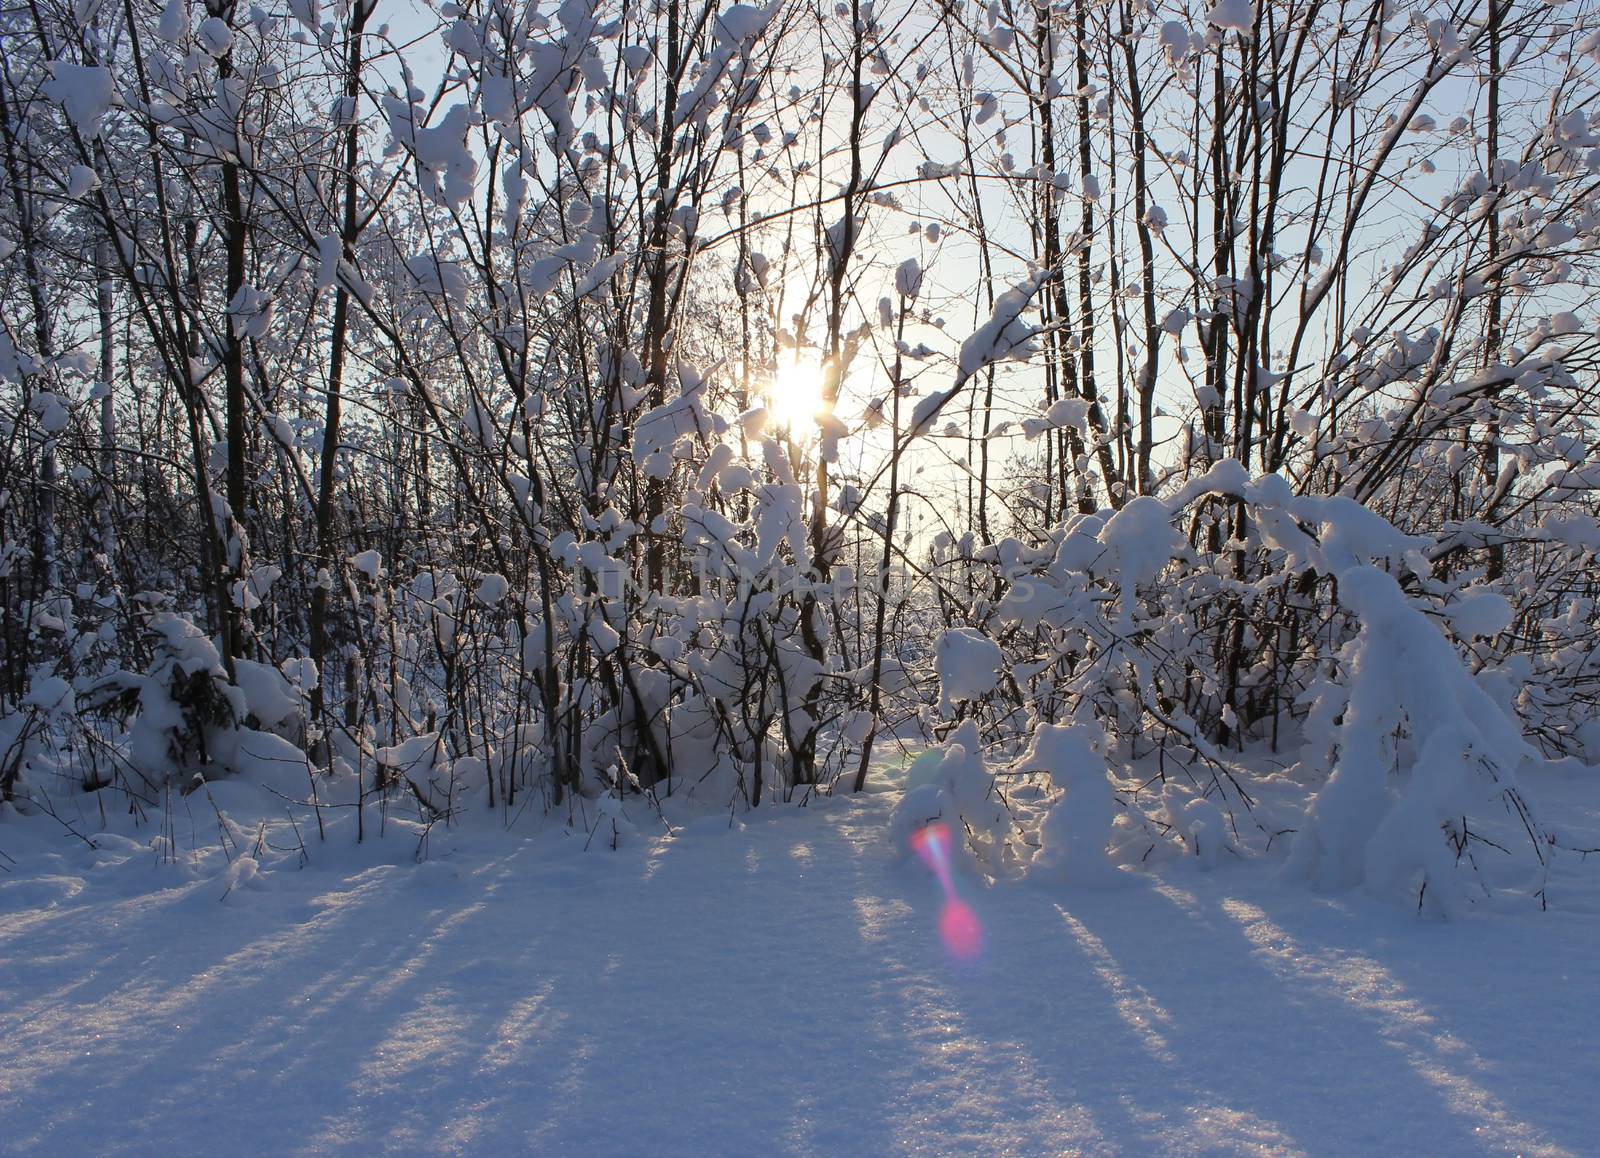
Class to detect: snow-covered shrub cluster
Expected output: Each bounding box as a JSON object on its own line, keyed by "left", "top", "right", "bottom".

{"left": 79, "top": 612, "right": 241, "bottom": 789}
{"left": 896, "top": 460, "right": 1598, "bottom": 907}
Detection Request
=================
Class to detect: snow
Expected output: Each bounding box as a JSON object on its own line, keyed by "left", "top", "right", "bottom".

{"left": 196, "top": 16, "right": 233, "bottom": 56}
{"left": 286, "top": 0, "right": 319, "bottom": 32}
{"left": 2, "top": 760, "right": 1597, "bottom": 1155}
{"left": 375, "top": 732, "right": 441, "bottom": 774}
{"left": 908, "top": 386, "right": 959, "bottom": 438}
{"left": 957, "top": 272, "right": 1045, "bottom": 379}
{"left": 41, "top": 63, "right": 116, "bottom": 139}
{"left": 387, "top": 102, "right": 479, "bottom": 207}
{"left": 232, "top": 659, "right": 298, "bottom": 729}
{"left": 280, "top": 657, "right": 318, "bottom": 692}
{"left": 1290, "top": 494, "right": 1430, "bottom": 571}
{"left": 21, "top": 677, "right": 74, "bottom": 715}
{"left": 1550, "top": 311, "right": 1583, "bottom": 337}
{"left": 715, "top": 2, "right": 776, "bottom": 46}
{"left": 474, "top": 573, "right": 510, "bottom": 606}
{"left": 156, "top": 0, "right": 185, "bottom": 41}
{"left": 1206, "top": 0, "right": 1255, "bottom": 31}
{"left": 1287, "top": 566, "right": 1540, "bottom": 906}
{"left": 894, "top": 257, "right": 923, "bottom": 300}
{"left": 1444, "top": 587, "right": 1513, "bottom": 639}
{"left": 1096, "top": 496, "right": 1182, "bottom": 623}
{"left": 66, "top": 164, "right": 99, "bottom": 197}
{"left": 7, "top": 3, "right": 1600, "bottom": 1151}
{"left": 1045, "top": 397, "right": 1089, "bottom": 433}
{"left": 934, "top": 627, "right": 1003, "bottom": 713}
{"left": 1018, "top": 723, "right": 1120, "bottom": 884}
{"left": 1159, "top": 20, "right": 1190, "bottom": 65}
{"left": 633, "top": 390, "right": 708, "bottom": 480}
{"left": 1161, "top": 784, "right": 1238, "bottom": 870}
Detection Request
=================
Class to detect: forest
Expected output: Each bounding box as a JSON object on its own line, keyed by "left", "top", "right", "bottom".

{"left": 3, "top": 0, "right": 1600, "bottom": 901}
{"left": 5, "top": 1, "right": 1600, "bottom": 1152}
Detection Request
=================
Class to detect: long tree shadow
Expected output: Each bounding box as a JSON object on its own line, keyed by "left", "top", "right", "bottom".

{"left": 3, "top": 794, "right": 1588, "bottom": 1156}
{"left": 817, "top": 793, "right": 1587, "bottom": 1156}
{"left": 819, "top": 807, "right": 1307, "bottom": 1154}
{"left": 1020, "top": 871, "right": 1583, "bottom": 1156}
{"left": 0, "top": 807, "right": 916, "bottom": 1156}
{"left": 0, "top": 855, "right": 504, "bottom": 1152}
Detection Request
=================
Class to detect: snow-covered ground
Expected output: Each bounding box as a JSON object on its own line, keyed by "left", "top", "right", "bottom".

{"left": 2, "top": 760, "right": 1598, "bottom": 1157}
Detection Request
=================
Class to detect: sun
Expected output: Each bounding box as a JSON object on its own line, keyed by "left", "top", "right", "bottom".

{"left": 767, "top": 349, "right": 827, "bottom": 431}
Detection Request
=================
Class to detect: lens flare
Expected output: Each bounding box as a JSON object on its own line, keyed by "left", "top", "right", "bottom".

{"left": 910, "top": 822, "right": 984, "bottom": 961}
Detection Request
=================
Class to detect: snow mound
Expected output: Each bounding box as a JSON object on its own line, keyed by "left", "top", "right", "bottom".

{"left": 934, "top": 629, "right": 1003, "bottom": 714}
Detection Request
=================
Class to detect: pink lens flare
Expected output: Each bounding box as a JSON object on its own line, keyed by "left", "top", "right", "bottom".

{"left": 909, "top": 821, "right": 952, "bottom": 878}
{"left": 910, "top": 822, "right": 985, "bottom": 961}
{"left": 938, "top": 898, "right": 984, "bottom": 960}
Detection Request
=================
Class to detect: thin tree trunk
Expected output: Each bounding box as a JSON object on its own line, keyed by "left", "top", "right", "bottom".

{"left": 310, "top": 4, "right": 371, "bottom": 745}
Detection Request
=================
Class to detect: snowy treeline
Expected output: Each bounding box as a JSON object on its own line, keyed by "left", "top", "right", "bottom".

{"left": 2, "top": 0, "right": 1599, "bottom": 905}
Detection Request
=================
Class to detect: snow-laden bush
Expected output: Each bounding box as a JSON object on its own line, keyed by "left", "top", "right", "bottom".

{"left": 1017, "top": 721, "right": 1120, "bottom": 884}
{"left": 80, "top": 612, "right": 242, "bottom": 788}
{"left": 904, "top": 460, "right": 1596, "bottom": 908}
{"left": 1287, "top": 566, "right": 1554, "bottom": 913}
{"left": 0, "top": 677, "right": 75, "bottom": 804}
{"left": 889, "top": 721, "right": 1009, "bottom": 870}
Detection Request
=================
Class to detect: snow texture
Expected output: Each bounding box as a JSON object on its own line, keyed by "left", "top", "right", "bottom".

{"left": 2, "top": 759, "right": 1597, "bottom": 1156}
{"left": 934, "top": 628, "right": 1003, "bottom": 714}
{"left": 41, "top": 63, "right": 116, "bottom": 139}
{"left": 1207, "top": 0, "right": 1255, "bottom": 31}
{"left": 1017, "top": 722, "right": 1120, "bottom": 883}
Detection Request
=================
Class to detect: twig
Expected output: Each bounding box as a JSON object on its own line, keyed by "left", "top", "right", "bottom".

{"left": 27, "top": 792, "right": 100, "bottom": 851}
